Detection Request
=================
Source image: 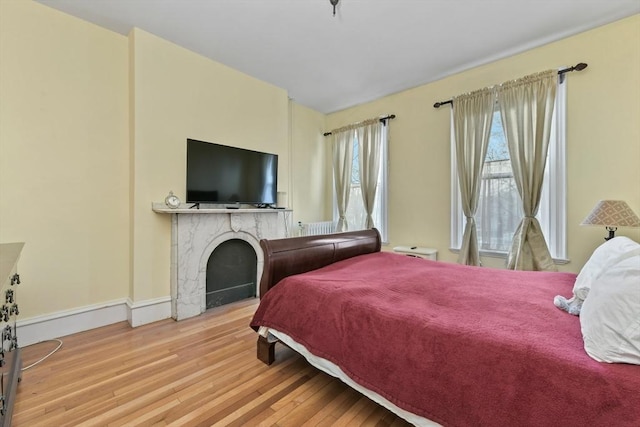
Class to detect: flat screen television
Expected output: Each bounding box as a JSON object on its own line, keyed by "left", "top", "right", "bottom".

{"left": 186, "top": 139, "right": 278, "bottom": 206}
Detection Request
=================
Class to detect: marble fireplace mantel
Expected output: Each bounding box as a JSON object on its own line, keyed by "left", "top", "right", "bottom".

{"left": 153, "top": 203, "right": 292, "bottom": 320}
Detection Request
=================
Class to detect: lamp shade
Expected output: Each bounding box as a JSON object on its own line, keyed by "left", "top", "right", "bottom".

{"left": 581, "top": 200, "right": 640, "bottom": 227}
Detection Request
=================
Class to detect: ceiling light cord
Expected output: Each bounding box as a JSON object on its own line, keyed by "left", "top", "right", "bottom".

{"left": 330, "top": 0, "right": 339, "bottom": 16}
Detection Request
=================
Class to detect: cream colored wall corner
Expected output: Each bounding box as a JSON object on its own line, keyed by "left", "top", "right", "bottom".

{"left": 289, "top": 102, "right": 330, "bottom": 226}
{"left": 3, "top": 0, "right": 636, "bottom": 332}
{"left": 0, "top": 0, "right": 309, "bottom": 326}
{"left": 326, "top": 14, "right": 640, "bottom": 272}
{"left": 129, "top": 28, "right": 290, "bottom": 302}
{"left": 0, "top": 0, "right": 130, "bottom": 318}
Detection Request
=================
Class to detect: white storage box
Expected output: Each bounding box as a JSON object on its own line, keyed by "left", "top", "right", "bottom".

{"left": 393, "top": 246, "right": 438, "bottom": 261}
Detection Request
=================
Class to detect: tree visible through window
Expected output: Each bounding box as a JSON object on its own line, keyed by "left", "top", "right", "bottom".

{"left": 476, "top": 110, "right": 521, "bottom": 252}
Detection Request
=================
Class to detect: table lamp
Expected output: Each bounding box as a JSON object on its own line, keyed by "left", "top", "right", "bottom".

{"left": 581, "top": 200, "right": 640, "bottom": 241}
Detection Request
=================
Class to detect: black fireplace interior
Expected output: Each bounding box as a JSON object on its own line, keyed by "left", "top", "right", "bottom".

{"left": 206, "top": 239, "right": 257, "bottom": 309}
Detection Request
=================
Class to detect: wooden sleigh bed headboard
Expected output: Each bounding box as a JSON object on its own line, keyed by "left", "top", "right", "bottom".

{"left": 258, "top": 228, "right": 381, "bottom": 297}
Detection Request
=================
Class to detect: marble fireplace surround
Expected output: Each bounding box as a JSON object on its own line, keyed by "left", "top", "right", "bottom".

{"left": 153, "top": 204, "right": 291, "bottom": 320}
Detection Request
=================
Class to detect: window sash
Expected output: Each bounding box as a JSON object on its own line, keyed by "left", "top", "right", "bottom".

{"left": 477, "top": 158, "right": 521, "bottom": 252}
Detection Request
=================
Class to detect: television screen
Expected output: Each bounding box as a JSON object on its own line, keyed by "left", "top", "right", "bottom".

{"left": 186, "top": 139, "right": 278, "bottom": 205}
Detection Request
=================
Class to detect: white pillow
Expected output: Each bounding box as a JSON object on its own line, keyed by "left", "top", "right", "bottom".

{"left": 580, "top": 246, "right": 640, "bottom": 364}
{"left": 554, "top": 237, "right": 640, "bottom": 316}
{"left": 573, "top": 236, "right": 640, "bottom": 300}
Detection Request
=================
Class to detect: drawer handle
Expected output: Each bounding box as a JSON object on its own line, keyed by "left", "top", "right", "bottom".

{"left": 4, "top": 290, "right": 13, "bottom": 304}
{"left": 2, "top": 325, "right": 12, "bottom": 343}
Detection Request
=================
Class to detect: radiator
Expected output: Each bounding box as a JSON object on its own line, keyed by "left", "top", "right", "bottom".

{"left": 299, "top": 221, "right": 336, "bottom": 236}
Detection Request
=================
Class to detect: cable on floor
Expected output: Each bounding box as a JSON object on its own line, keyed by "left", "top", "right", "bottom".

{"left": 21, "top": 339, "right": 63, "bottom": 371}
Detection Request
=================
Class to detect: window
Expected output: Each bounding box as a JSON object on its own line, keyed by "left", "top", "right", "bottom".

{"left": 475, "top": 110, "right": 520, "bottom": 252}
{"left": 334, "top": 129, "right": 389, "bottom": 242}
{"left": 451, "top": 80, "right": 567, "bottom": 260}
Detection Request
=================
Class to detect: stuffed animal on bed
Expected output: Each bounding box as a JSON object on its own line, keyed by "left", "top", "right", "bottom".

{"left": 554, "top": 236, "right": 639, "bottom": 316}
{"left": 553, "top": 294, "right": 583, "bottom": 315}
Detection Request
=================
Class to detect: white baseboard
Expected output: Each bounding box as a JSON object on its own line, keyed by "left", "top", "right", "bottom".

{"left": 126, "top": 296, "right": 172, "bottom": 327}
{"left": 17, "top": 296, "right": 173, "bottom": 347}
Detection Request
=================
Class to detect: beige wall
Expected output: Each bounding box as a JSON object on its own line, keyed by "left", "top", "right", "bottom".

{"left": 0, "top": 0, "right": 130, "bottom": 318}
{"left": 289, "top": 102, "right": 330, "bottom": 226}
{"left": 129, "top": 28, "right": 290, "bottom": 301}
{"left": 327, "top": 14, "right": 640, "bottom": 272}
{"left": 0, "top": 1, "right": 295, "bottom": 320}
{"left": 1, "top": 0, "right": 638, "bottom": 325}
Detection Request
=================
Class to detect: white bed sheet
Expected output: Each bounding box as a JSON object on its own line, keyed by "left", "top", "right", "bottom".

{"left": 259, "top": 326, "right": 440, "bottom": 427}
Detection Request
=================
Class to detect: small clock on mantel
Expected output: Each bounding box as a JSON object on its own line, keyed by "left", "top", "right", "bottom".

{"left": 164, "top": 191, "right": 181, "bottom": 209}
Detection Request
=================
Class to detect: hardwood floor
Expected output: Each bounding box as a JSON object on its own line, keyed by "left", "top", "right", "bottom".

{"left": 13, "top": 298, "right": 412, "bottom": 426}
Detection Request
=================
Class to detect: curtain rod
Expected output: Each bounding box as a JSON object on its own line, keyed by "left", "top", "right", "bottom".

{"left": 432, "top": 62, "right": 588, "bottom": 108}
{"left": 323, "top": 114, "right": 396, "bottom": 136}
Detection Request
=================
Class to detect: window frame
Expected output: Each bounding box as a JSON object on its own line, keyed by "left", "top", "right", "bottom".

{"left": 332, "top": 125, "right": 389, "bottom": 243}
{"left": 450, "top": 79, "right": 568, "bottom": 263}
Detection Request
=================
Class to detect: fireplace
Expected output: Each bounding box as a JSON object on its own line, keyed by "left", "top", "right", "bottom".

{"left": 153, "top": 205, "right": 291, "bottom": 321}
{"left": 206, "top": 239, "right": 257, "bottom": 309}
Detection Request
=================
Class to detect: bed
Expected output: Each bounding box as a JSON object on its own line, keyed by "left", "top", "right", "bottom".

{"left": 250, "top": 229, "right": 640, "bottom": 426}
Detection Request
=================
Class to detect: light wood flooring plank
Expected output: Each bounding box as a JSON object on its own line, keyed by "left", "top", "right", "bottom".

{"left": 13, "top": 298, "right": 412, "bottom": 426}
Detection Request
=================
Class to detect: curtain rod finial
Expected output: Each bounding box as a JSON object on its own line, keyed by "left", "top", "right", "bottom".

{"left": 433, "top": 100, "right": 453, "bottom": 109}
{"left": 574, "top": 62, "right": 588, "bottom": 71}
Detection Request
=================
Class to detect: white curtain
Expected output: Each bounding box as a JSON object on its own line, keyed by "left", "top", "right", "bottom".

{"left": 332, "top": 129, "right": 355, "bottom": 232}
{"left": 453, "top": 87, "right": 496, "bottom": 266}
{"left": 357, "top": 121, "right": 383, "bottom": 229}
{"left": 498, "top": 69, "right": 557, "bottom": 271}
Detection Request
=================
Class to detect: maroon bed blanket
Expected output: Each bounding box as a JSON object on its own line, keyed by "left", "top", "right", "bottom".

{"left": 250, "top": 252, "right": 640, "bottom": 427}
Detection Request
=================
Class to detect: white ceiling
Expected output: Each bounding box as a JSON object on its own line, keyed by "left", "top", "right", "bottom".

{"left": 37, "top": 0, "right": 640, "bottom": 113}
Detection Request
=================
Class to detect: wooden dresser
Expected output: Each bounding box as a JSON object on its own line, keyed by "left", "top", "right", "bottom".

{"left": 0, "top": 243, "right": 23, "bottom": 426}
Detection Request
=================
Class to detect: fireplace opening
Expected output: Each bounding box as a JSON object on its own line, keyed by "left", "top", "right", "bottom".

{"left": 206, "top": 239, "right": 257, "bottom": 309}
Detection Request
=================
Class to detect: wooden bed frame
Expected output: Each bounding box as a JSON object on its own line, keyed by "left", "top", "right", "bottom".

{"left": 252, "top": 231, "right": 640, "bottom": 426}
{"left": 256, "top": 228, "right": 382, "bottom": 364}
